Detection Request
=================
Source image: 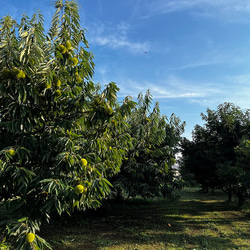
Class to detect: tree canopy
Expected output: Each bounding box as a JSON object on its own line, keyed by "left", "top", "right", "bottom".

{"left": 110, "top": 90, "right": 185, "bottom": 200}
{"left": 0, "top": 1, "right": 184, "bottom": 249}
{"left": 0, "top": 1, "right": 136, "bottom": 248}
{"left": 180, "top": 102, "right": 250, "bottom": 207}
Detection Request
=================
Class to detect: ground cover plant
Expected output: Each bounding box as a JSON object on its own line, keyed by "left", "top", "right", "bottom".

{"left": 37, "top": 188, "right": 249, "bottom": 249}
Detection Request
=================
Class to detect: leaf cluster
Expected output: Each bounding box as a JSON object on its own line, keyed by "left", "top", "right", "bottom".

{"left": 180, "top": 102, "right": 250, "bottom": 207}
{"left": 0, "top": 1, "right": 136, "bottom": 249}
{"left": 110, "top": 90, "right": 185, "bottom": 200}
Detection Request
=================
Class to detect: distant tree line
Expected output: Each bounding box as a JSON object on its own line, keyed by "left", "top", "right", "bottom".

{"left": 180, "top": 102, "right": 250, "bottom": 208}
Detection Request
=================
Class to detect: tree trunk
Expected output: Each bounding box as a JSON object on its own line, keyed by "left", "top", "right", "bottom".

{"left": 228, "top": 187, "right": 232, "bottom": 202}
{"left": 237, "top": 187, "right": 245, "bottom": 208}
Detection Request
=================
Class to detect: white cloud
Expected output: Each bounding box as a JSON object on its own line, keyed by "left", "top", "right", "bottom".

{"left": 87, "top": 21, "right": 150, "bottom": 54}
{"left": 114, "top": 73, "right": 250, "bottom": 110}
{"left": 172, "top": 58, "right": 227, "bottom": 70}
{"left": 223, "top": 75, "right": 250, "bottom": 108}
{"left": 148, "top": 0, "right": 250, "bottom": 14}
{"left": 116, "top": 75, "right": 220, "bottom": 99}
{"left": 188, "top": 74, "right": 250, "bottom": 109}
{"left": 142, "top": 0, "right": 250, "bottom": 22}
{"left": 226, "top": 74, "right": 250, "bottom": 85}
{"left": 167, "top": 45, "right": 246, "bottom": 71}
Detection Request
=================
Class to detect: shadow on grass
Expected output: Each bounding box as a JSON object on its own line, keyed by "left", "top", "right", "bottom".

{"left": 41, "top": 188, "right": 250, "bottom": 250}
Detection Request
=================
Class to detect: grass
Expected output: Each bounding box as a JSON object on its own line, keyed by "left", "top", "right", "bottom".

{"left": 40, "top": 188, "right": 250, "bottom": 250}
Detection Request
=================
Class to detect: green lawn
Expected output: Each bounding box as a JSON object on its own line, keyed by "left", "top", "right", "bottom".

{"left": 40, "top": 188, "right": 250, "bottom": 250}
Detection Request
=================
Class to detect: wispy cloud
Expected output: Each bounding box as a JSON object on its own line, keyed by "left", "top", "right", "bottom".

{"left": 222, "top": 74, "right": 250, "bottom": 108}
{"left": 116, "top": 75, "right": 220, "bottom": 99}
{"left": 172, "top": 57, "right": 227, "bottom": 70}
{"left": 142, "top": 0, "right": 250, "bottom": 21}
{"left": 167, "top": 44, "right": 246, "bottom": 71}
{"left": 225, "top": 74, "right": 250, "bottom": 85}
{"left": 188, "top": 74, "right": 250, "bottom": 109}
{"left": 113, "top": 73, "right": 250, "bottom": 110}
{"left": 147, "top": 0, "right": 250, "bottom": 13}
{"left": 87, "top": 21, "right": 150, "bottom": 54}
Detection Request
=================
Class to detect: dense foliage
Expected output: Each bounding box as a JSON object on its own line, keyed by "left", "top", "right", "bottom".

{"left": 110, "top": 91, "right": 185, "bottom": 200}
{"left": 0, "top": 1, "right": 184, "bottom": 249}
{"left": 1, "top": 0, "right": 249, "bottom": 248}
{"left": 180, "top": 103, "right": 250, "bottom": 207}
{"left": 0, "top": 1, "right": 136, "bottom": 248}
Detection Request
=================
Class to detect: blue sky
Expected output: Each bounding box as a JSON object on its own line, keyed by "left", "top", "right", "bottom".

{"left": 1, "top": 0, "right": 250, "bottom": 138}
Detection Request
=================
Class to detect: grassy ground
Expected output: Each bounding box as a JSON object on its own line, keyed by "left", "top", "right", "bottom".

{"left": 40, "top": 188, "right": 250, "bottom": 250}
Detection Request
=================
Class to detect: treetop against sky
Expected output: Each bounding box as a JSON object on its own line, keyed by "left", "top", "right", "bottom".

{"left": 1, "top": 0, "right": 250, "bottom": 138}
